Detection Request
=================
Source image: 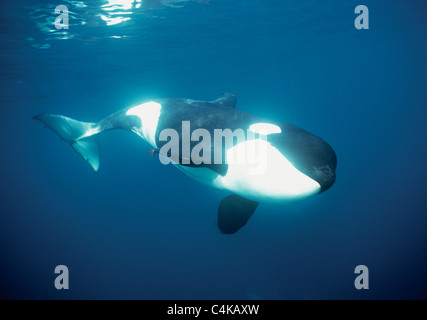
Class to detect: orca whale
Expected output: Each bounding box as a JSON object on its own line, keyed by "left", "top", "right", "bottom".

{"left": 34, "top": 93, "right": 337, "bottom": 234}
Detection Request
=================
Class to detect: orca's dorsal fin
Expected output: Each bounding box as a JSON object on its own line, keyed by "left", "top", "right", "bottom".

{"left": 218, "top": 194, "right": 259, "bottom": 234}
{"left": 211, "top": 93, "right": 237, "bottom": 109}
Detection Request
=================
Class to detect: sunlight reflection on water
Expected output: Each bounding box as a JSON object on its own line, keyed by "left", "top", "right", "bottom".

{"left": 27, "top": 0, "right": 210, "bottom": 48}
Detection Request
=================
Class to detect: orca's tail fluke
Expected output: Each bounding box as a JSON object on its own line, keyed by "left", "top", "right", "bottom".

{"left": 33, "top": 114, "right": 101, "bottom": 172}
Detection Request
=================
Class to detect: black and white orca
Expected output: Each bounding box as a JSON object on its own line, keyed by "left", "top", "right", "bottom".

{"left": 34, "top": 93, "right": 337, "bottom": 234}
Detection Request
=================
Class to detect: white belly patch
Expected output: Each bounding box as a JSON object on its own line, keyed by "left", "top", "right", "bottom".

{"left": 215, "top": 139, "right": 321, "bottom": 202}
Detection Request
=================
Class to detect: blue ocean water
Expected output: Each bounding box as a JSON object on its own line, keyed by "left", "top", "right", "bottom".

{"left": 1, "top": 0, "right": 426, "bottom": 299}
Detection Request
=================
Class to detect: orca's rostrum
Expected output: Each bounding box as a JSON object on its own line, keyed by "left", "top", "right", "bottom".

{"left": 34, "top": 93, "right": 337, "bottom": 234}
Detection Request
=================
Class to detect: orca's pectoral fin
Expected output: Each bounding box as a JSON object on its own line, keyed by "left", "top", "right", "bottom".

{"left": 218, "top": 194, "right": 259, "bottom": 234}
